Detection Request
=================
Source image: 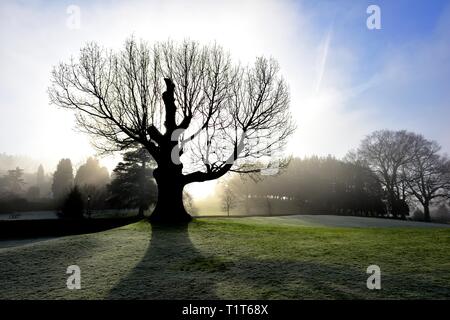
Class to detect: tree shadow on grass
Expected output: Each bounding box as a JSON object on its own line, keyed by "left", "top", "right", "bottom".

{"left": 221, "top": 260, "right": 450, "bottom": 299}
{"left": 108, "top": 224, "right": 450, "bottom": 300}
{"left": 108, "top": 224, "right": 221, "bottom": 299}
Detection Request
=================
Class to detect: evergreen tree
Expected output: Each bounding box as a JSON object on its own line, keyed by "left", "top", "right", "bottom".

{"left": 36, "top": 164, "right": 45, "bottom": 190}
{"left": 74, "top": 157, "right": 110, "bottom": 187}
{"left": 52, "top": 159, "right": 74, "bottom": 201}
{"left": 108, "top": 148, "right": 157, "bottom": 217}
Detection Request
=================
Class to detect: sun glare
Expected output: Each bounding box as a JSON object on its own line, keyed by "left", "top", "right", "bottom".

{"left": 185, "top": 181, "right": 217, "bottom": 200}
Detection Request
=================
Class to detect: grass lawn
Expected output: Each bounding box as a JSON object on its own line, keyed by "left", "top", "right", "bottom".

{"left": 0, "top": 216, "right": 449, "bottom": 299}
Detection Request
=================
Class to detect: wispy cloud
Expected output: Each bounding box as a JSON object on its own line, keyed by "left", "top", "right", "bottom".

{"left": 314, "top": 24, "right": 333, "bottom": 94}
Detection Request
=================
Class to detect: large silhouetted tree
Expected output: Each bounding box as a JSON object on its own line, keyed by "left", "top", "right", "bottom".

{"left": 49, "top": 39, "right": 295, "bottom": 223}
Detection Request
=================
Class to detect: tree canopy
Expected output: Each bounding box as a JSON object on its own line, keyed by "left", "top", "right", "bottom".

{"left": 108, "top": 148, "right": 157, "bottom": 216}
{"left": 74, "top": 157, "right": 110, "bottom": 188}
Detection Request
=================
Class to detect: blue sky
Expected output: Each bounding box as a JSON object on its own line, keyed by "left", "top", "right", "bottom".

{"left": 0, "top": 0, "right": 449, "bottom": 179}
{"left": 295, "top": 0, "right": 450, "bottom": 153}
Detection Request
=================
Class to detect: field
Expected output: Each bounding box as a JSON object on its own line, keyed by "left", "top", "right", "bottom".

{"left": 0, "top": 215, "right": 449, "bottom": 299}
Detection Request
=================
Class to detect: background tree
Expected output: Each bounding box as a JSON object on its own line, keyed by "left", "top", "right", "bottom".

{"left": 354, "top": 130, "right": 417, "bottom": 219}
{"left": 108, "top": 148, "right": 157, "bottom": 217}
{"left": 402, "top": 136, "right": 450, "bottom": 222}
{"left": 74, "top": 157, "right": 110, "bottom": 188}
{"left": 49, "top": 38, "right": 295, "bottom": 223}
{"left": 224, "top": 175, "right": 256, "bottom": 215}
{"left": 216, "top": 156, "right": 386, "bottom": 217}
{"left": 220, "top": 185, "right": 236, "bottom": 216}
{"left": 61, "top": 186, "right": 85, "bottom": 219}
{"left": 4, "top": 167, "right": 25, "bottom": 196}
{"left": 36, "top": 164, "right": 45, "bottom": 192}
{"left": 0, "top": 176, "right": 7, "bottom": 198}
{"left": 26, "top": 186, "right": 40, "bottom": 200}
{"left": 52, "top": 159, "right": 74, "bottom": 201}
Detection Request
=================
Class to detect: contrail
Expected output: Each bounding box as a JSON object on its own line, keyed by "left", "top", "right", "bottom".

{"left": 315, "top": 24, "right": 333, "bottom": 94}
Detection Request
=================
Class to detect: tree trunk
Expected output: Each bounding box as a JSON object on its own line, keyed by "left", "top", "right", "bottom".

{"left": 149, "top": 168, "right": 192, "bottom": 224}
{"left": 423, "top": 203, "right": 431, "bottom": 222}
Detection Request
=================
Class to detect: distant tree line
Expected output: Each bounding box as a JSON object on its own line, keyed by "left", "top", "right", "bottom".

{"left": 217, "top": 130, "right": 450, "bottom": 222}
{"left": 0, "top": 149, "right": 159, "bottom": 218}
{"left": 0, "top": 165, "right": 54, "bottom": 213}
{"left": 2, "top": 129, "right": 449, "bottom": 222}
{"left": 218, "top": 156, "right": 387, "bottom": 217}
{"left": 50, "top": 150, "right": 159, "bottom": 218}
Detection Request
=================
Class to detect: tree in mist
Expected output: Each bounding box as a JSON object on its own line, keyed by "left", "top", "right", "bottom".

{"left": 353, "top": 130, "right": 418, "bottom": 219}
{"left": 49, "top": 38, "right": 295, "bottom": 223}
{"left": 61, "top": 186, "right": 85, "bottom": 219}
{"left": 36, "top": 164, "right": 45, "bottom": 192}
{"left": 108, "top": 148, "right": 157, "bottom": 217}
{"left": 0, "top": 177, "right": 6, "bottom": 197}
{"left": 52, "top": 159, "right": 74, "bottom": 201}
{"left": 34, "top": 164, "right": 53, "bottom": 199}
{"left": 3, "top": 167, "right": 25, "bottom": 195}
{"left": 26, "top": 186, "right": 40, "bottom": 200}
{"left": 218, "top": 156, "right": 386, "bottom": 217}
{"left": 289, "top": 156, "right": 368, "bottom": 216}
{"left": 402, "top": 136, "right": 450, "bottom": 222}
{"left": 220, "top": 185, "right": 236, "bottom": 216}
{"left": 346, "top": 161, "right": 386, "bottom": 217}
{"left": 222, "top": 175, "right": 255, "bottom": 214}
{"left": 75, "top": 157, "right": 110, "bottom": 188}
{"left": 352, "top": 129, "right": 450, "bottom": 221}
{"left": 265, "top": 197, "right": 273, "bottom": 216}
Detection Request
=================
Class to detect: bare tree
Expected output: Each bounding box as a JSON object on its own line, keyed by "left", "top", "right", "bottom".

{"left": 265, "top": 196, "right": 273, "bottom": 216}
{"left": 49, "top": 38, "right": 295, "bottom": 223}
{"left": 402, "top": 137, "right": 450, "bottom": 222}
{"left": 356, "top": 130, "right": 418, "bottom": 219}
{"left": 221, "top": 185, "right": 236, "bottom": 217}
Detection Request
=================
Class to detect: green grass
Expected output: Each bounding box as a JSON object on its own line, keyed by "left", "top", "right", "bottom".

{"left": 0, "top": 217, "right": 449, "bottom": 299}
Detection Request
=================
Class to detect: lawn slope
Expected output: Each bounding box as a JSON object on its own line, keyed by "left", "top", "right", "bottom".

{"left": 0, "top": 216, "right": 449, "bottom": 299}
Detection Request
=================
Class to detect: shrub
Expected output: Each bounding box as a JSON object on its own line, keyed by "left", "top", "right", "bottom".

{"left": 61, "top": 186, "right": 85, "bottom": 219}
